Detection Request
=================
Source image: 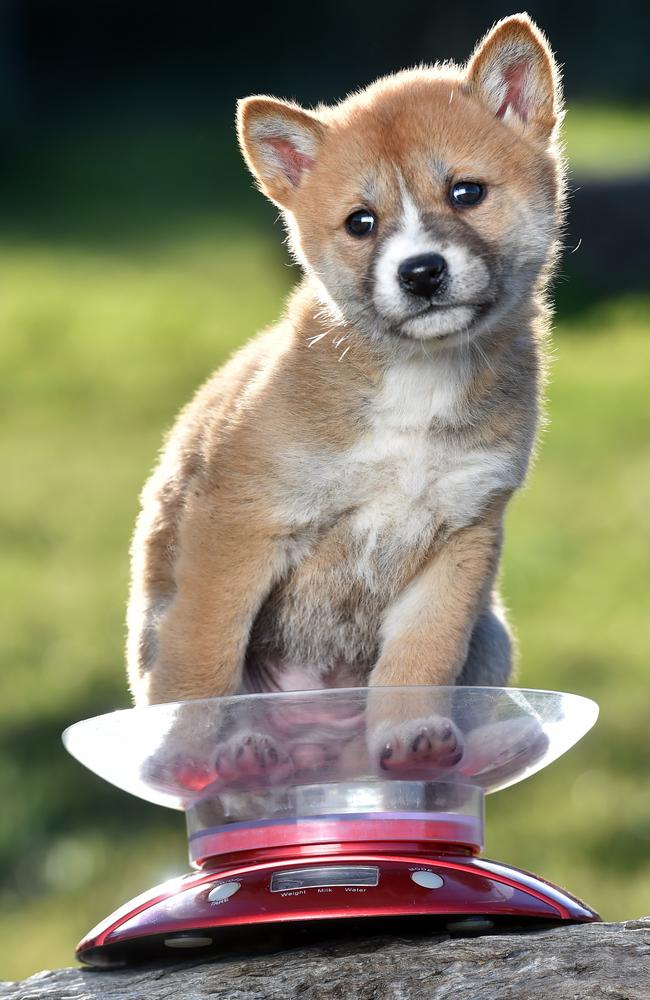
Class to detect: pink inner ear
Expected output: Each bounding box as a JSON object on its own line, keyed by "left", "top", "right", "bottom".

{"left": 266, "top": 137, "right": 314, "bottom": 187}
{"left": 496, "top": 62, "right": 530, "bottom": 122}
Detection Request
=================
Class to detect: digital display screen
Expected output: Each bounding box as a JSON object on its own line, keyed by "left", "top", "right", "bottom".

{"left": 270, "top": 866, "right": 379, "bottom": 892}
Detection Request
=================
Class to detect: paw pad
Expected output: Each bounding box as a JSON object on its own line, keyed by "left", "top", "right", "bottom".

{"left": 375, "top": 715, "right": 464, "bottom": 776}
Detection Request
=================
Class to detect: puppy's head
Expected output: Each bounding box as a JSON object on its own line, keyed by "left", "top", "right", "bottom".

{"left": 238, "top": 13, "right": 564, "bottom": 347}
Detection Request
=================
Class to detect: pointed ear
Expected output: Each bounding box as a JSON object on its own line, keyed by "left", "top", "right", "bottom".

{"left": 466, "top": 13, "right": 562, "bottom": 140}
{"left": 237, "top": 96, "right": 327, "bottom": 209}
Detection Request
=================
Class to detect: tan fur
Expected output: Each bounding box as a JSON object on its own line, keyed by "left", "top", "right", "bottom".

{"left": 127, "top": 12, "right": 565, "bottom": 754}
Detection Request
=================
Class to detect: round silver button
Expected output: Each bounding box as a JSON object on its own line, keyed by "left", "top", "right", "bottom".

{"left": 207, "top": 880, "right": 241, "bottom": 902}
{"left": 164, "top": 935, "right": 213, "bottom": 948}
{"left": 411, "top": 870, "right": 444, "bottom": 889}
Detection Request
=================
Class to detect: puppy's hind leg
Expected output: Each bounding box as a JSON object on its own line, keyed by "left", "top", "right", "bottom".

{"left": 127, "top": 470, "right": 183, "bottom": 704}
{"left": 455, "top": 602, "right": 549, "bottom": 782}
{"left": 456, "top": 600, "right": 513, "bottom": 689}
{"left": 453, "top": 600, "right": 513, "bottom": 735}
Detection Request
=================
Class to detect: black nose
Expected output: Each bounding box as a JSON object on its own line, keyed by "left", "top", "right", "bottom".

{"left": 398, "top": 253, "right": 447, "bottom": 298}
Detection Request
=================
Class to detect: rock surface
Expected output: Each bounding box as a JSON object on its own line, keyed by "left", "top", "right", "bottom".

{"left": 2, "top": 918, "right": 650, "bottom": 1000}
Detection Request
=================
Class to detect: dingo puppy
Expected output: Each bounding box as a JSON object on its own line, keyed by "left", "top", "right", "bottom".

{"left": 128, "top": 13, "right": 564, "bottom": 787}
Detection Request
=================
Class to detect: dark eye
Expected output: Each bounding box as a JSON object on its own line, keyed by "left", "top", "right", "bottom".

{"left": 450, "top": 181, "right": 485, "bottom": 208}
{"left": 345, "top": 209, "right": 376, "bottom": 237}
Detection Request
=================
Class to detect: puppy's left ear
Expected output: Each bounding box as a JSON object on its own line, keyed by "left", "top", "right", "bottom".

{"left": 466, "top": 13, "right": 562, "bottom": 141}
{"left": 237, "top": 96, "right": 327, "bottom": 210}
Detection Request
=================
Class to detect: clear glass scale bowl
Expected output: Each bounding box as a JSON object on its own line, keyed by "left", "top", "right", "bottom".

{"left": 63, "top": 686, "right": 598, "bottom": 863}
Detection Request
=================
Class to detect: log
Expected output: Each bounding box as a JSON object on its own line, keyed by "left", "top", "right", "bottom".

{"left": 2, "top": 917, "right": 650, "bottom": 1000}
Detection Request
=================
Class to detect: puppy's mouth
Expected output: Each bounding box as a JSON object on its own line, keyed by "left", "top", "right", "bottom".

{"left": 406, "top": 300, "right": 491, "bottom": 318}
{"left": 391, "top": 299, "right": 494, "bottom": 341}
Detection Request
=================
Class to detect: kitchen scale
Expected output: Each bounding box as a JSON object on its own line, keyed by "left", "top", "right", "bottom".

{"left": 63, "top": 686, "right": 600, "bottom": 967}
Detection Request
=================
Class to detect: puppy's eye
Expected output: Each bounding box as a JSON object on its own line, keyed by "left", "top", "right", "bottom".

{"left": 345, "top": 209, "right": 376, "bottom": 237}
{"left": 450, "top": 182, "right": 485, "bottom": 208}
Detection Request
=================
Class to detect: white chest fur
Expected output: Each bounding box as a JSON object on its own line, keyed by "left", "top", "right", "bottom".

{"left": 347, "top": 358, "right": 518, "bottom": 557}
{"left": 280, "top": 355, "right": 524, "bottom": 569}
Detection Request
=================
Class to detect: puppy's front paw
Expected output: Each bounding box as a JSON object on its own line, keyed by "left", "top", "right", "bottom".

{"left": 214, "top": 732, "right": 294, "bottom": 789}
{"left": 373, "top": 715, "right": 464, "bottom": 777}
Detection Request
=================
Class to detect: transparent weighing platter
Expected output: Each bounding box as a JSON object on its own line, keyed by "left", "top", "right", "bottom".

{"left": 63, "top": 686, "right": 598, "bottom": 811}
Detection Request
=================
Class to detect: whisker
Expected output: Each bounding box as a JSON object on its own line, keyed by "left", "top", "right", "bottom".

{"left": 472, "top": 338, "right": 496, "bottom": 376}
{"left": 420, "top": 340, "right": 434, "bottom": 364}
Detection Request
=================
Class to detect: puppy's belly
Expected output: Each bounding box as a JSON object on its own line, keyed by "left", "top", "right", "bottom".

{"left": 240, "top": 488, "right": 442, "bottom": 695}
{"left": 244, "top": 517, "right": 423, "bottom": 688}
{"left": 243, "top": 576, "right": 383, "bottom": 693}
{"left": 242, "top": 651, "right": 368, "bottom": 694}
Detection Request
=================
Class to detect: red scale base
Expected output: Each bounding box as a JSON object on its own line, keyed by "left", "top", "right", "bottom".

{"left": 77, "top": 833, "right": 600, "bottom": 968}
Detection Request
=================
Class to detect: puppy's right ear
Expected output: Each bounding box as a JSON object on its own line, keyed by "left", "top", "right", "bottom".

{"left": 237, "top": 97, "right": 327, "bottom": 210}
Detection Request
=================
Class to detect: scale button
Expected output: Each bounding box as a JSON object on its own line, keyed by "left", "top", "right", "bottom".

{"left": 164, "top": 935, "right": 213, "bottom": 948}
{"left": 207, "top": 881, "right": 241, "bottom": 902}
{"left": 411, "top": 871, "right": 444, "bottom": 889}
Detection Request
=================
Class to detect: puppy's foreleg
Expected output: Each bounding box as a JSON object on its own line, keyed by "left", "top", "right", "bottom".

{"left": 130, "top": 489, "right": 282, "bottom": 706}
{"left": 367, "top": 511, "right": 503, "bottom": 773}
{"left": 129, "top": 488, "right": 285, "bottom": 792}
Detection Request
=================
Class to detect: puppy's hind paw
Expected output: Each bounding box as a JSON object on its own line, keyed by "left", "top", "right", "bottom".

{"left": 141, "top": 750, "right": 216, "bottom": 795}
{"left": 458, "top": 716, "right": 549, "bottom": 785}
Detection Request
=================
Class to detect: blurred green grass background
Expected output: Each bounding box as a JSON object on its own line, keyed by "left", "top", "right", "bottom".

{"left": 1, "top": 105, "right": 649, "bottom": 980}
